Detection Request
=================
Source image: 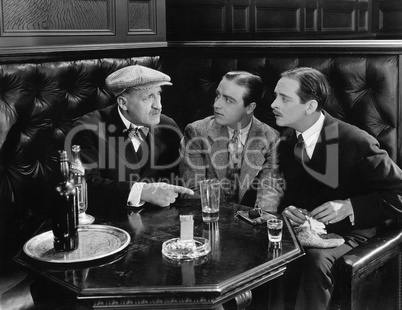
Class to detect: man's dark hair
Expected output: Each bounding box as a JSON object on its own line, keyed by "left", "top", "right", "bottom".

{"left": 280, "top": 67, "right": 331, "bottom": 110}
{"left": 223, "top": 71, "right": 263, "bottom": 107}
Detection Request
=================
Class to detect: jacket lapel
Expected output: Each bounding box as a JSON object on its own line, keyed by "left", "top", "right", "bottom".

{"left": 238, "top": 117, "right": 266, "bottom": 201}
{"left": 142, "top": 126, "right": 163, "bottom": 175}
{"left": 208, "top": 121, "right": 230, "bottom": 182}
{"left": 307, "top": 112, "right": 338, "bottom": 173}
{"left": 301, "top": 112, "right": 340, "bottom": 202}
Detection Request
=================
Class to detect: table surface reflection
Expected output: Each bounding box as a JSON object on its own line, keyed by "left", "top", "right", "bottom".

{"left": 15, "top": 199, "right": 304, "bottom": 309}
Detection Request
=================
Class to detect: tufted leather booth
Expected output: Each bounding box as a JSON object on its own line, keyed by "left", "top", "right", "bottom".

{"left": 0, "top": 56, "right": 163, "bottom": 268}
{"left": 0, "top": 50, "right": 401, "bottom": 309}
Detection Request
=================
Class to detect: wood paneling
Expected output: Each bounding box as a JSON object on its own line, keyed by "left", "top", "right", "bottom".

{"left": 255, "top": 6, "right": 301, "bottom": 32}
{"left": 379, "top": 2, "right": 402, "bottom": 31}
{"left": 166, "top": 3, "right": 226, "bottom": 34}
{"left": 128, "top": 0, "right": 156, "bottom": 34}
{"left": 2, "top": 0, "right": 111, "bottom": 34}
{"left": 305, "top": 7, "right": 318, "bottom": 32}
{"left": 321, "top": 7, "right": 355, "bottom": 32}
{"left": 232, "top": 6, "right": 249, "bottom": 32}
{"left": 0, "top": 0, "right": 166, "bottom": 49}
{"left": 166, "top": 0, "right": 374, "bottom": 40}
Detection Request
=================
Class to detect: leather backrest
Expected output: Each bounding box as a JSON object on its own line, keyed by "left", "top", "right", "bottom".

{"left": 0, "top": 53, "right": 400, "bottom": 222}
{"left": 160, "top": 54, "right": 400, "bottom": 168}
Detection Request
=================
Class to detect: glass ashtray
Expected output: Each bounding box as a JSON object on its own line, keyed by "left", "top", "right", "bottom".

{"left": 162, "top": 237, "right": 211, "bottom": 260}
{"left": 162, "top": 254, "right": 210, "bottom": 266}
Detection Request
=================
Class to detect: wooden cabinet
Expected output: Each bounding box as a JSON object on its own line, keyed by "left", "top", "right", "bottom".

{"left": 0, "top": 0, "right": 166, "bottom": 51}
{"left": 166, "top": 0, "right": 373, "bottom": 40}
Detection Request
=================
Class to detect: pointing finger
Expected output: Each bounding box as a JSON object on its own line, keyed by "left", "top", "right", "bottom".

{"left": 170, "top": 185, "right": 194, "bottom": 195}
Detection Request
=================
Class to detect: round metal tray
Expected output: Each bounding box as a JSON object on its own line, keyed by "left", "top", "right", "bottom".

{"left": 23, "top": 225, "right": 131, "bottom": 263}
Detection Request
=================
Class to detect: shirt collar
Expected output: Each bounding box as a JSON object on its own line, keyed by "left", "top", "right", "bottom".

{"left": 296, "top": 112, "right": 325, "bottom": 146}
{"left": 118, "top": 106, "right": 147, "bottom": 133}
{"left": 227, "top": 120, "right": 252, "bottom": 145}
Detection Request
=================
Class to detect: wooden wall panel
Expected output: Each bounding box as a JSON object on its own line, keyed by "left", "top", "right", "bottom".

{"left": 255, "top": 7, "right": 301, "bottom": 32}
{"left": 378, "top": 2, "right": 402, "bottom": 31}
{"left": 321, "top": 9, "right": 355, "bottom": 32}
{"left": 359, "top": 9, "right": 369, "bottom": 31}
{"left": 0, "top": 0, "right": 166, "bottom": 50}
{"left": 128, "top": 0, "right": 156, "bottom": 34}
{"left": 321, "top": 1, "right": 356, "bottom": 32}
{"left": 254, "top": 0, "right": 302, "bottom": 33}
{"left": 305, "top": 7, "right": 318, "bottom": 32}
{"left": 166, "top": 4, "right": 226, "bottom": 34}
{"left": 166, "top": 0, "right": 376, "bottom": 40}
{"left": 2, "top": 0, "right": 112, "bottom": 35}
{"left": 233, "top": 6, "right": 249, "bottom": 32}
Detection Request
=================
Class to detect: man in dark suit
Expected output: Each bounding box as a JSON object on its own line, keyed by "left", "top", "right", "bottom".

{"left": 271, "top": 67, "right": 402, "bottom": 309}
{"left": 69, "top": 65, "right": 193, "bottom": 215}
{"left": 180, "top": 71, "right": 283, "bottom": 212}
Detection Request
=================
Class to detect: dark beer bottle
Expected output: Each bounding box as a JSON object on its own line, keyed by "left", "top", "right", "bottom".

{"left": 53, "top": 150, "right": 79, "bottom": 251}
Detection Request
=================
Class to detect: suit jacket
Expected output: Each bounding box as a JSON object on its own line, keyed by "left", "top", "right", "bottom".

{"left": 71, "top": 104, "right": 182, "bottom": 215}
{"left": 179, "top": 116, "right": 284, "bottom": 212}
{"left": 279, "top": 111, "right": 402, "bottom": 233}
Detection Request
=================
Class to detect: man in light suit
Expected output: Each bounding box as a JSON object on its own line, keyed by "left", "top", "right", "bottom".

{"left": 69, "top": 65, "right": 193, "bottom": 216}
{"left": 180, "top": 71, "right": 283, "bottom": 212}
{"left": 271, "top": 67, "right": 402, "bottom": 309}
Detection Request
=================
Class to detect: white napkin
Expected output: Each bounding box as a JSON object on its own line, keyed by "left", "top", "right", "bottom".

{"left": 300, "top": 215, "right": 327, "bottom": 235}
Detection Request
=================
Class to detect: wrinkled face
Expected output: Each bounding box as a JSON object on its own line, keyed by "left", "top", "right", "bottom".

{"left": 213, "top": 78, "right": 254, "bottom": 129}
{"left": 271, "top": 77, "right": 308, "bottom": 130}
{"left": 118, "top": 86, "right": 162, "bottom": 126}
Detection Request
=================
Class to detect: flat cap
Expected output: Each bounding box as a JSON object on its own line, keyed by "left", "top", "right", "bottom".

{"left": 106, "top": 65, "right": 172, "bottom": 96}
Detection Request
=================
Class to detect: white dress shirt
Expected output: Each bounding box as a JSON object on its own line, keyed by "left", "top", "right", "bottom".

{"left": 118, "top": 108, "right": 145, "bottom": 207}
{"left": 227, "top": 120, "right": 252, "bottom": 147}
{"left": 295, "top": 112, "right": 325, "bottom": 159}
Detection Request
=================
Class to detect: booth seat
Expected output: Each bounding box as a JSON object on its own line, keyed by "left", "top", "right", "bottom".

{"left": 0, "top": 52, "right": 401, "bottom": 310}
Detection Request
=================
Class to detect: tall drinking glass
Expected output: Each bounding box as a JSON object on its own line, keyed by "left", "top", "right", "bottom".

{"left": 199, "top": 179, "right": 220, "bottom": 223}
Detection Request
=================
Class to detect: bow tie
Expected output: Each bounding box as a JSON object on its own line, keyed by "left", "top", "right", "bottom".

{"left": 123, "top": 125, "right": 149, "bottom": 141}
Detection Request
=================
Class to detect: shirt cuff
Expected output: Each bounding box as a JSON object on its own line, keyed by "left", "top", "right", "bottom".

{"left": 347, "top": 199, "right": 355, "bottom": 226}
{"left": 349, "top": 213, "right": 355, "bottom": 226}
{"left": 127, "top": 182, "right": 146, "bottom": 207}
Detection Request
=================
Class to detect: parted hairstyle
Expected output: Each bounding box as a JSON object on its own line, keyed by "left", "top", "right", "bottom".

{"left": 223, "top": 71, "right": 264, "bottom": 107}
{"left": 280, "top": 67, "right": 331, "bottom": 111}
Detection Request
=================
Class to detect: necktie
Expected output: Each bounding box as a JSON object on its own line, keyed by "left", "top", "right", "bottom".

{"left": 124, "top": 125, "right": 148, "bottom": 160}
{"left": 294, "top": 134, "right": 309, "bottom": 163}
{"left": 228, "top": 130, "right": 243, "bottom": 168}
{"left": 127, "top": 126, "right": 147, "bottom": 143}
{"left": 225, "top": 130, "right": 243, "bottom": 202}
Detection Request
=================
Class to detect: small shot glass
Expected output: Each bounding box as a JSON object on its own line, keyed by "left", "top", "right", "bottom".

{"left": 267, "top": 218, "right": 283, "bottom": 249}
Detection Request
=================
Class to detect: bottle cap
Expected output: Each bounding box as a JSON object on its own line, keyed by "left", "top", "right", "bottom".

{"left": 58, "top": 150, "right": 68, "bottom": 161}
{"left": 72, "top": 145, "right": 81, "bottom": 152}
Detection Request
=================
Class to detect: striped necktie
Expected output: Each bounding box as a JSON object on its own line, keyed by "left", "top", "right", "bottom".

{"left": 125, "top": 125, "right": 148, "bottom": 160}
{"left": 228, "top": 130, "right": 243, "bottom": 168}
{"left": 225, "top": 130, "right": 243, "bottom": 202}
{"left": 127, "top": 126, "right": 147, "bottom": 142}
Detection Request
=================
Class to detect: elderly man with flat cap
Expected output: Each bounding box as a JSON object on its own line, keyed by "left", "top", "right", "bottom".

{"left": 69, "top": 65, "right": 193, "bottom": 215}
